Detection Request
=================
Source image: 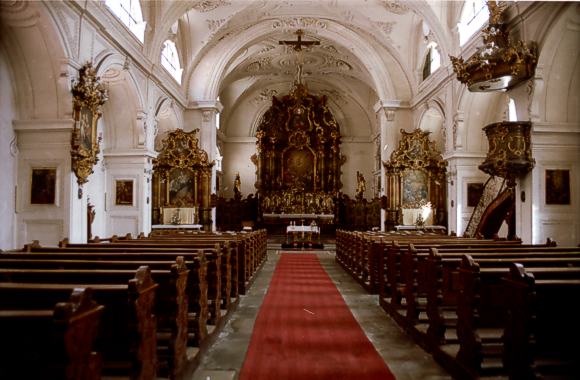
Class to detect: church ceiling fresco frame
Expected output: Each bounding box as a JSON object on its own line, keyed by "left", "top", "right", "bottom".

{"left": 71, "top": 63, "right": 108, "bottom": 187}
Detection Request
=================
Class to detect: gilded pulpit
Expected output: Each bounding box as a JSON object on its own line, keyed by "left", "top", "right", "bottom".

{"left": 253, "top": 83, "right": 344, "bottom": 220}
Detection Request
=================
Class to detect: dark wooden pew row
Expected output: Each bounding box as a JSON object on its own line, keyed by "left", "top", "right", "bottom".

{"left": 0, "top": 259, "right": 189, "bottom": 379}
{"left": 0, "top": 266, "right": 158, "bottom": 380}
{"left": 335, "top": 230, "right": 516, "bottom": 294}
{"left": 502, "top": 263, "right": 580, "bottom": 380}
{"left": 456, "top": 254, "right": 580, "bottom": 377}
{"left": 21, "top": 244, "right": 224, "bottom": 329}
{"left": 65, "top": 239, "right": 236, "bottom": 310}
{"left": 0, "top": 287, "right": 104, "bottom": 380}
{"left": 1, "top": 249, "right": 211, "bottom": 350}
{"left": 137, "top": 229, "right": 268, "bottom": 294}
{"left": 381, "top": 241, "right": 563, "bottom": 331}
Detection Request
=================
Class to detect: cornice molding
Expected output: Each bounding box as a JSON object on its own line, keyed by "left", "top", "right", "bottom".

{"left": 13, "top": 119, "right": 75, "bottom": 132}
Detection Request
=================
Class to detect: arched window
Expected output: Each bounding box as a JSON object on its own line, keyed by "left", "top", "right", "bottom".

{"left": 105, "top": 0, "right": 145, "bottom": 43}
{"left": 422, "top": 43, "right": 441, "bottom": 80}
{"left": 458, "top": 0, "right": 489, "bottom": 46}
{"left": 161, "top": 40, "right": 183, "bottom": 83}
{"left": 216, "top": 96, "right": 221, "bottom": 129}
{"left": 508, "top": 98, "right": 518, "bottom": 121}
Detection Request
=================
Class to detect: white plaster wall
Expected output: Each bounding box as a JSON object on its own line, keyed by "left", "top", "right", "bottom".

{"left": 340, "top": 140, "right": 375, "bottom": 199}
{"left": 222, "top": 141, "right": 258, "bottom": 198}
{"left": 103, "top": 155, "right": 152, "bottom": 238}
{"left": 14, "top": 122, "right": 74, "bottom": 247}
{"left": 0, "top": 54, "right": 17, "bottom": 249}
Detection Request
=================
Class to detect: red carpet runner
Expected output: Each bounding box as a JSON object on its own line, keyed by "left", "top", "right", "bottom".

{"left": 239, "top": 253, "right": 395, "bottom": 380}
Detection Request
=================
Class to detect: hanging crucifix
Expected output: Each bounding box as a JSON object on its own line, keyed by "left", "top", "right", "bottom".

{"left": 278, "top": 29, "right": 320, "bottom": 51}
{"left": 279, "top": 29, "right": 320, "bottom": 84}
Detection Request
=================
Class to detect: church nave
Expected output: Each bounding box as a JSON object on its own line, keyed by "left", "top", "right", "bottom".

{"left": 191, "top": 247, "right": 451, "bottom": 380}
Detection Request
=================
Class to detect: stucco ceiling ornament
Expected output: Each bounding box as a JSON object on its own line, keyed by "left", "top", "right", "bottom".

{"left": 253, "top": 88, "right": 279, "bottom": 105}
{"left": 206, "top": 18, "right": 227, "bottom": 32}
{"left": 191, "top": 0, "right": 231, "bottom": 13}
{"left": 373, "top": 21, "right": 395, "bottom": 37}
{"left": 272, "top": 17, "right": 327, "bottom": 31}
{"left": 246, "top": 57, "right": 273, "bottom": 72}
{"left": 379, "top": 0, "right": 410, "bottom": 15}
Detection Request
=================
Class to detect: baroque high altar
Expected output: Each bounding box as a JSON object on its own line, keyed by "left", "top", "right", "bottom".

{"left": 252, "top": 83, "right": 344, "bottom": 216}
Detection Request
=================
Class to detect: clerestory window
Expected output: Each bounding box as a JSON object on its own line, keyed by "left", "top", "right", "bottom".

{"left": 105, "top": 0, "right": 145, "bottom": 43}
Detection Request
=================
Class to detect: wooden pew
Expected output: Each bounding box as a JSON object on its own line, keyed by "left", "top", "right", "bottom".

{"left": 453, "top": 253, "right": 580, "bottom": 379}
{"left": 0, "top": 259, "right": 188, "bottom": 379}
{"left": 77, "top": 239, "right": 236, "bottom": 313}
{"left": 133, "top": 229, "right": 268, "bottom": 294}
{"left": 0, "top": 287, "right": 104, "bottom": 380}
{"left": 0, "top": 249, "right": 210, "bottom": 350}
{"left": 0, "top": 266, "right": 158, "bottom": 380}
{"left": 20, "top": 244, "right": 223, "bottom": 329}
{"left": 502, "top": 263, "right": 580, "bottom": 380}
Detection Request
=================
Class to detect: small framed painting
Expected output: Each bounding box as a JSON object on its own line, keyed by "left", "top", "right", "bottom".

{"left": 115, "top": 180, "right": 134, "bottom": 206}
{"left": 30, "top": 168, "right": 56, "bottom": 204}
{"left": 545, "top": 169, "right": 570, "bottom": 205}
{"left": 467, "top": 183, "right": 484, "bottom": 208}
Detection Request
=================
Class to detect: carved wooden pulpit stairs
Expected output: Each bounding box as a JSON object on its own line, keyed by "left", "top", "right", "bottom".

{"left": 152, "top": 129, "right": 214, "bottom": 231}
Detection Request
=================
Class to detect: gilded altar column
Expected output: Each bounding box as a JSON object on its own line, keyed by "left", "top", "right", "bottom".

{"left": 374, "top": 100, "right": 408, "bottom": 231}
{"left": 187, "top": 100, "right": 223, "bottom": 231}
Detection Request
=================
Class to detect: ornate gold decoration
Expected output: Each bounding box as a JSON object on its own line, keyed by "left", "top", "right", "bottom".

{"left": 254, "top": 80, "right": 343, "bottom": 216}
{"left": 450, "top": 1, "right": 537, "bottom": 92}
{"left": 383, "top": 129, "right": 447, "bottom": 230}
{"left": 152, "top": 129, "right": 214, "bottom": 230}
{"left": 478, "top": 121, "right": 534, "bottom": 186}
{"left": 71, "top": 63, "right": 108, "bottom": 186}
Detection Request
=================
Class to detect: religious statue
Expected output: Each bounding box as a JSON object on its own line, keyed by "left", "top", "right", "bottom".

{"left": 233, "top": 172, "right": 242, "bottom": 200}
{"left": 356, "top": 171, "right": 366, "bottom": 200}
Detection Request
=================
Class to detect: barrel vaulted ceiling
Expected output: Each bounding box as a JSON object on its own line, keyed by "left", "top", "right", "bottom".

{"left": 145, "top": 0, "right": 456, "bottom": 138}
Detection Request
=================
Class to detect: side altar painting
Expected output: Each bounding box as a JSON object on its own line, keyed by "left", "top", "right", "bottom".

{"left": 152, "top": 129, "right": 213, "bottom": 230}
{"left": 383, "top": 129, "right": 447, "bottom": 230}
{"left": 252, "top": 83, "right": 344, "bottom": 216}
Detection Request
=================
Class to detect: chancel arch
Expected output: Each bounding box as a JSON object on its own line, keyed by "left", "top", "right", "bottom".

{"left": 186, "top": 17, "right": 409, "bottom": 102}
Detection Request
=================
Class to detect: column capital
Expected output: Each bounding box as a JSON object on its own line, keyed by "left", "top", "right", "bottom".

{"left": 188, "top": 100, "right": 224, "bottom": 113}
{"left": 373, "top": 100, "right": 409, "bottom": 113}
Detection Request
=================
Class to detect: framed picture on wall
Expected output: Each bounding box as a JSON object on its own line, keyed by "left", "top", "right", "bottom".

{"left": 467, "top": 182, "right": 484, "bottom": 208}
{"left": 30, "top": 168, "right": 56, "bottom": 204}
{"left": 115, "top": 180, "right": 134, "bottom": 206}
{"left": 545, "top": 169, "right": 570, "bottom": 205}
